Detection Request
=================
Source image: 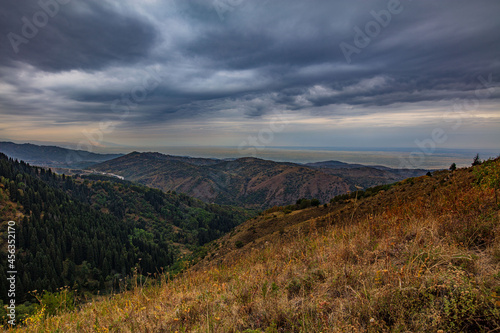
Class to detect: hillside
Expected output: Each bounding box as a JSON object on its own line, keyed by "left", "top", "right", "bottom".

{"left": 0, "top": 142, "right": 122, "bottom": 169}
{"left": 92, "top": 152, "right": 427, "bottom": 209}
{"left": 13, "top": 158, "right": 500, "bottom": 332}
{"left": 92, "top": 152, "right": 352, "bottom": 208}
{"left": 0, "top": 153, "right": 252, "bottom": 315}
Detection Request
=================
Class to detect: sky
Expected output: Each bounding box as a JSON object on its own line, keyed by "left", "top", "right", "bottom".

{"left": 0, "top": 0, "right": 499, "bottom": 154}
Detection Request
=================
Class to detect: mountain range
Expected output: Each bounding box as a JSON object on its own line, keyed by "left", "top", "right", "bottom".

{"left": 0, "top": 142, "right": 429, "bottom": 209}
{"left": 91, "top": 151, "right": 428, "bottom": 208}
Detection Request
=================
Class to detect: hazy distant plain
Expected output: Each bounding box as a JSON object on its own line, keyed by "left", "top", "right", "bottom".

{"left": 98, "top": 146, "right": 499, "bottom": 170}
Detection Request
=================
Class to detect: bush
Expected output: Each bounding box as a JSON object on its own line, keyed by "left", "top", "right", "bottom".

{"left": 299, "top": 199, "right": 311, "bottom": 209}
{"left": 474, "top": 158, "right": 500, "bottom": 205}
{"left": 311, "top": 198, "right": 320, "bottom": 207}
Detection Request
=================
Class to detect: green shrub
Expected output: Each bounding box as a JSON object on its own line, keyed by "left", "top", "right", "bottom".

{"left": 311, "top": 198, "right": 320, "bottom": 207}
{"left": 474, "top": 158, "right": 500, "bottom": 205}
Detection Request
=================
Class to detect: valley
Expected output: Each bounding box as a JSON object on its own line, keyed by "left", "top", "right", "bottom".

{"left": 0, "top": 153, "right": 253, "bottom": 320}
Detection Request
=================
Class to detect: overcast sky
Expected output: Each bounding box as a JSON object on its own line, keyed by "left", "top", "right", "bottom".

{"left": 0, "top": 0, "right": 499, "bottom": 152}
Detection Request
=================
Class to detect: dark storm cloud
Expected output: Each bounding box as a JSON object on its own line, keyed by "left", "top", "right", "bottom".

{"left": 0, "top": 0, "right": 157, "bottom": 71}
{"left": 0, "top": 0, "right": 499, "bottom": 129}
{"left": 140, "top": 0, "right": 499, "bottom": 120}
{"left": 178, "top": 1, "right": 500, "bottom": 72}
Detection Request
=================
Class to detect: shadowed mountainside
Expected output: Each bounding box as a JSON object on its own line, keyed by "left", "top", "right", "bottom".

{"left": 0, "top": 142, "right": 122, "bottom": 168}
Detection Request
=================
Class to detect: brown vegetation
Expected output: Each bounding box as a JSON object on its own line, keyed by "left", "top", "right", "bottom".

{"left": 92, "top": 152, "right": 425, "bottom": 209}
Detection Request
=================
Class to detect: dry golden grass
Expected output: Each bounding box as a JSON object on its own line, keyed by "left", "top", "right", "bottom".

{"left": 5, "top": 161, "right": 500, "bottom": 332}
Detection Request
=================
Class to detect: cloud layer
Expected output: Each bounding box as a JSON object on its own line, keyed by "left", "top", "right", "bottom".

{"left": 0, "top": 0, "right": 499, "bottom": 148}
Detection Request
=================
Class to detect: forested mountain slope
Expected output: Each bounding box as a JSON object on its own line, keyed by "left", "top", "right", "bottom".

{"left": 0, "top": 153, "right": 252, "bottom": 308}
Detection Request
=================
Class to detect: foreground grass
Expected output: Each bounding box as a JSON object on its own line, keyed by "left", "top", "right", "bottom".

{"left": 6, "top": 162, "right": 500, "bottom": 332}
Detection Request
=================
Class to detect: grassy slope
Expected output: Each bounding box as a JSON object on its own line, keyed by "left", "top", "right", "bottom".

{"left": 9, "top": 160, "right": 500, "bottom": 332}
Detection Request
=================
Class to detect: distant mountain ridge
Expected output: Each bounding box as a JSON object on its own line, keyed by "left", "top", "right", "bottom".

{"left": 305, "top": 160, "right": 392, "bottom": 170}
{"left": 0, "top": 141, "right": 122, "bottom": 168}
{"left": 125, "top": 151, "right": 223, "bottom": 166}
{"left": 92, "top": 151, "right": 428, "bottom": 208}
